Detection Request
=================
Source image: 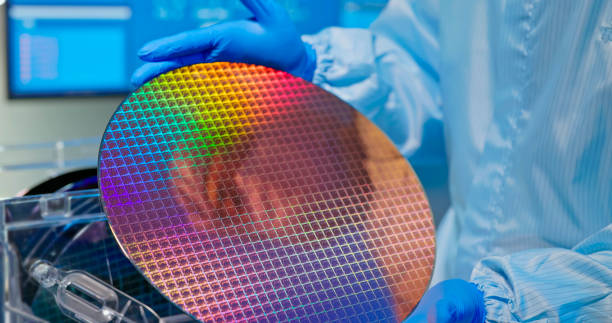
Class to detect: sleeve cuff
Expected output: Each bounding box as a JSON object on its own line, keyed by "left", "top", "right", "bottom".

{"left": 301, "top": 31, "right": 334, "bottom": 86}
{"left": 471, "top": 258, "right": 520, "bottom": 323}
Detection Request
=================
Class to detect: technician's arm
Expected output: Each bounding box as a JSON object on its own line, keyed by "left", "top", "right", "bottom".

{"left": 471, "top": 224, "right": 612, "bottom": 322}
{"left": 304, "top": 0, "right": 442, "bottom": 157}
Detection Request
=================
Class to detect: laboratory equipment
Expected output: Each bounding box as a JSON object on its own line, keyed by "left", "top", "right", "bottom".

{"left": 0, "top": 190, "right": 194, "bottom": 322}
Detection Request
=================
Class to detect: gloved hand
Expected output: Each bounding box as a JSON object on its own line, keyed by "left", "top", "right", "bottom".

{"left": 404, "top": 279, "right": 486, "bottom": 323}
{"left": 131, "top": 0, "right": 317, "bottom": 88}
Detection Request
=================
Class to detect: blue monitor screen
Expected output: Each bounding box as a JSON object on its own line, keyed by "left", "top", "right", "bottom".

{"left": 6, "top": 0, "right": 387, "bottom": 97}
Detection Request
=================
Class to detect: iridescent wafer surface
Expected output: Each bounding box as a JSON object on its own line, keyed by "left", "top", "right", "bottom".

{"left": 99, "top": 63, "right": 435, "bottom": 322}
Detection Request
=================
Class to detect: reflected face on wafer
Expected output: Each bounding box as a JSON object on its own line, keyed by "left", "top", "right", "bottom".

{"left": 99, "top": 63, "right": 435, "bottom": 322}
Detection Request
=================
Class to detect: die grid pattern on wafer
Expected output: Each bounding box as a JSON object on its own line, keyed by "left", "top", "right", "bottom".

{"left": 98, "top": 62, "right": 435, "bottom": 322}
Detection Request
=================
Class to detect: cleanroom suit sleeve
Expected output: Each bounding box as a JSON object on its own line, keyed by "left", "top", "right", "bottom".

{"left": 302, "top": 0, "right": 442, "bottom": 158}
{"left": 471, "top": 224, "right": 612, "bottom": 322}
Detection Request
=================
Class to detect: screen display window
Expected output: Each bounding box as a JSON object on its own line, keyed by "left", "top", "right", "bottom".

{"left": 6, "top": 0, "right": 387, "bottom": 97}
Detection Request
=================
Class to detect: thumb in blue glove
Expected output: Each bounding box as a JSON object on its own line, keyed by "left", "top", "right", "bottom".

{"left": 131, "top": 0, "right": 317, "bottom": 88}
{"left": 404, "top": 279, "right": 486, "bottom": 323}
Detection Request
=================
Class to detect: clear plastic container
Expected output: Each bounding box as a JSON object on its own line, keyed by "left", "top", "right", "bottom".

{"left": 0, "top": 190, "right": 194, "bottom": 323}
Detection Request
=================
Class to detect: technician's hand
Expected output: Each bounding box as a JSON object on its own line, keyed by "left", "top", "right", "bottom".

{"left": 404, "top": 279, "right": 485, "bottom": 323}
{"left": 131, "top": 0, "right": 317, "bottom": 88}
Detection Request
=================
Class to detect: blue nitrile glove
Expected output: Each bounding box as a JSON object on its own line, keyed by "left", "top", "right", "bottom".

{"left": 131, "top": 0, "right": 317, "bottom": 88}
{"left": 404, "top": 279, "right": 486, "bottom": 323}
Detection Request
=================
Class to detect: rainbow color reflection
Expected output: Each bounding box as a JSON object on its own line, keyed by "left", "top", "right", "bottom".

{"left": 99, "top": 63, "right": 435, "bottom": 322}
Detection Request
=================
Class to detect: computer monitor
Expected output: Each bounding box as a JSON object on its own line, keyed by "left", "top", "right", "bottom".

{"left": 6, "top": 0, "right": 386, "bottom": 98}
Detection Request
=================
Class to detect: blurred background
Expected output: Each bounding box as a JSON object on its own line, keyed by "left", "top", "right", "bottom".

{"left": 0, "top": 0, "right": 448, "bottom": 223}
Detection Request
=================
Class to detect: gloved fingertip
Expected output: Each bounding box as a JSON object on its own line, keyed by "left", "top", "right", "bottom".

{"left": 137, "top": 41, "right": 162, "bottom": 60}
{"left": 137, "top": 44, "right": 153, "bottom": 57}
{"left": 130, "top": 69, "right": 149, "bottom": 89}
{"left": 129, "top": 77, "right": 144, "bottom": 91}
{"left": 137, "top": 50, "right": 150, "bottom": 59}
